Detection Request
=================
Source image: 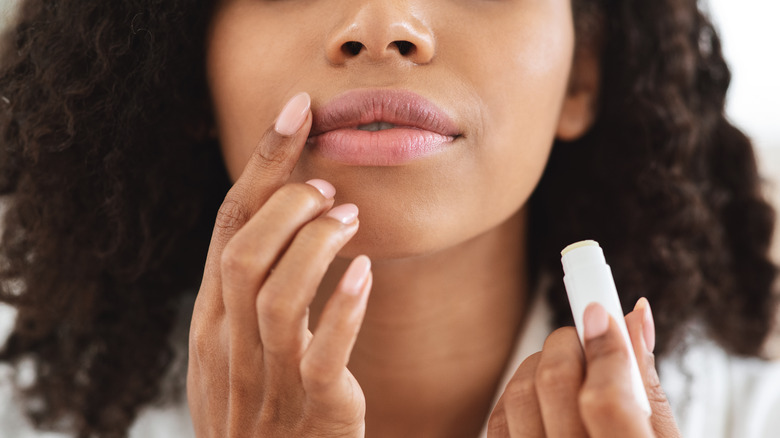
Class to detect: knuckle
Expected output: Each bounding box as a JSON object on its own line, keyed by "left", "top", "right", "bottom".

{"left": 256, "top": 290, "right": 300, "bottom": 326}
{"left": 215, "top": 197, "right": 249, "bottom": 235}
{"left": 220, "top": 242, "right": 253, "bottom": 281}
{"left": 272, "top": 183, "right": 322, "bottom": 214}
{"left": 255, "top": 131, "right": 293, "bottom": 170}
{"left": 647, "top": 385, "right": 670, "bottom": 406}
{"left": 299, "top": 356, "right": 333, "bottom": 394}
{"left": 189, "top": 326, "right": 207, "bottom": 353}
{"left": 642, "top": 362, "right": 670, "bottom": 406}
{"left": 189, "top": 324, "right": 215, "bottom": 361}
{"left": 579, "top": 384, "right": 631, "bottom": 419}
{"left": 535, "top": 360, "right": 581, "bottom": 392}
{"left": 503, "top": 374, "right": 537, "bottom": 410}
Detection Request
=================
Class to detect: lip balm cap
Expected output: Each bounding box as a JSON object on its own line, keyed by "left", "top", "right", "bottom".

{"left": 561, "top": 239, "right": 599, "bottom": 256}
{"left": 561, "top": 240, "right": 605, "bottom": 273}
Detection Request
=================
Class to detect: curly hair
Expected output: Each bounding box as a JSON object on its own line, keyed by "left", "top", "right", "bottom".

{"left": 0, "top": 0, "right": 776, "bottom": 436}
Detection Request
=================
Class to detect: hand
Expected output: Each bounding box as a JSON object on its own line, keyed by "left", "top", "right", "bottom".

{"left": 488, "top": 298, "right": 681, "bottom": 437}
{"left": 187, "top": 92, "right": 371, "bottom": 438}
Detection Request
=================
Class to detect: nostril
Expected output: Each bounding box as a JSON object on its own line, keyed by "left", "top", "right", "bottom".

{"left": 393, "top": 41, "right": 414, "bottom": 56}
{"left": 338, "top": 40, "right": 418, "bottom": 59}
{"left": 342, "top": 41, "right": 364, "bottom": 56}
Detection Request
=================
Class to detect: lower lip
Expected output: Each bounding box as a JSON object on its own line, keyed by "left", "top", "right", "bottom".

{"left": 307, "top": 128, "right": 456, "bottom": 166}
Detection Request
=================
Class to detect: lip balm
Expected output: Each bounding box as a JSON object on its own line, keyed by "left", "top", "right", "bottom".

{"left": 561, "top": 240, "right": 652, "bottom": 417}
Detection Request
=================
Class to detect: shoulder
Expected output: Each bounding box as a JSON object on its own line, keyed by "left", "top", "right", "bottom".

{"left": 660, "top": 333, "right": 780, "bottom": 438}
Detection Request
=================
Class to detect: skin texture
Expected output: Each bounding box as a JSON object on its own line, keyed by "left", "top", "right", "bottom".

{"left": 1, "top": 0, "right": 776, "bottom": 435}
{"left": 206, "top": 0, "right": 591, "bottom": 259}
{"left": 191, "top": 1, "right": 682, "bottom": 437}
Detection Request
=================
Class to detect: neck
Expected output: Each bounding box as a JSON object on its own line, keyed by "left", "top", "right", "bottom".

{"left": 311, "top": 209, "right": 529, "bottom": 438}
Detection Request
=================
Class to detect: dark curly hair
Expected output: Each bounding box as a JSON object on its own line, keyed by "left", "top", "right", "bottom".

{"left": 0, "top": 0, "right": 776, "bottom": 436}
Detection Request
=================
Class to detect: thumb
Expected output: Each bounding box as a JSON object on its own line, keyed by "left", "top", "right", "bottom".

{"left": 626, "top": 298, "right": 682, "bottom": 438}
{"left": 580, "top": 303, "right": 653, "bottom": 437}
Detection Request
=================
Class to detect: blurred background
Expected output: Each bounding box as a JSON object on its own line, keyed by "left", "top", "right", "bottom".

{"left": 704, "top": 0, "right": 780, "bottom": 355}
{"left": 0, "top": 0, "right": 779, "bottom": 348}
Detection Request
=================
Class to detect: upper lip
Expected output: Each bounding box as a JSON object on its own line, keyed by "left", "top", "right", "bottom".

{"left": 308, "top": 89, "right": 460, "bottom": 138}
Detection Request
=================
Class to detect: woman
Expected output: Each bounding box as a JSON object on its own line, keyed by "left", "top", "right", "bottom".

{"left": 0, "top": 0, "right": 777, "bottom": 437}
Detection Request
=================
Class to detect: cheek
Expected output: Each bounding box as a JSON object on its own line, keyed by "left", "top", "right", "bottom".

{"left": 444, "top": 4, "right": 575, "bottom": 230}
{"left": 206, "top": 4, "right": 313, "bottom": 180}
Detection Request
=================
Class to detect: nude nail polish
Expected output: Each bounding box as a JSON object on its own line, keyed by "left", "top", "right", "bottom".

{"left": 305, "top": 179, "right": 336, "bottom": 199}
{"left": 326, "top": 204, "right": 358, "bottom": 225}
{"left": 274, "top": 92, "right": 310, "bottom": 136}
{"left": 583, "top": 303, "right": 609, "bottom": 340}
{"left": 635, "top": 297, "right": 656, "bottom": 352}
{"left": 342, "top": 255, "right": 371, "bottom": 295}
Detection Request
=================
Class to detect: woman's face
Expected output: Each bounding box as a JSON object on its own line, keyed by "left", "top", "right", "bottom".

{"left": 206, "top": 0, "right": 592, "bottom": 259}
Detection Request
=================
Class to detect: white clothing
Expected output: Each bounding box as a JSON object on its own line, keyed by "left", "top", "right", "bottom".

{"left": 2, "top": 297, "right": 780, "bottom": 437}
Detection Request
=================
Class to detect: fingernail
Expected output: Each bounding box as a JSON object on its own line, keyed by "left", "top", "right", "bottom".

{"left": 342, "top": 255, "right": 371, "bottom": 295}
{"left": 305, "top": 179, "right": 336, "bottom": 199}
{"left": 274, "top": 92, "right": 311, "bottom": 136}
{"left": 583, "top": 303, "right": 609, "bottom": 340}
{"left": 634, "top": 297, "right": 656, "bottom": 352}
{"left": 326, "top": 203, "right": 358, "bottom": 225}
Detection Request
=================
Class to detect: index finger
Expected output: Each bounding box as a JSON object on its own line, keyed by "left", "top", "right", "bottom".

{"left": 200, "top": 92, "right": 312, "bottom": 296}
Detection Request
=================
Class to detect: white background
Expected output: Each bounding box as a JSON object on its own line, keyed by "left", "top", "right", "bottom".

{"left": 707, "top": 0, "right": 780, "bottom": 151}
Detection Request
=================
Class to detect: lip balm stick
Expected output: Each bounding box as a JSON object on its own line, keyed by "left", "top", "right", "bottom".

{"left": 561, "top": 240, "right": 652, "bottom": 417}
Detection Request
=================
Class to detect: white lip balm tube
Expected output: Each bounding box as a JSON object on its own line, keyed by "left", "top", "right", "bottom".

{"left": 561, "top": 240, "right": 652, "bottom": 417}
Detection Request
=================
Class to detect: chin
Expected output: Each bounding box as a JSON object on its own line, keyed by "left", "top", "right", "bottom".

{"left": 335, "top": 206, "right": 509, "bottom": 262}
{"left": 338, "top": 216, "right": 448, "bottom": 260}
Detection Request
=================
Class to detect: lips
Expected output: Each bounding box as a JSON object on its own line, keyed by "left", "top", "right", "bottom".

{"left": 307, "top": 89, "right": 460, "bottom": 166}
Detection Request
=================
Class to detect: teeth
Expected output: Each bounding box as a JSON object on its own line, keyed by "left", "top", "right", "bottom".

{"left": 356, "top": 122, "right": 396, "bottom": 132}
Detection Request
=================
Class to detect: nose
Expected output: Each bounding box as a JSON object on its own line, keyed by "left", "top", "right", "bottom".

{"left": 325, "top": 2, "right": 435, "bottom": 65}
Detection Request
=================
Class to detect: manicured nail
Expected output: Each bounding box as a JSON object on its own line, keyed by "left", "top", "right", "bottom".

{"left": 583, "top": 303, "right": 609, "bottom": 340}
{"left": 634, "top": 297, "right": 656, "bottom": 352}
{"left": 274, "top": 92, "right": 311, "bottom": 136}
{"left": 326, "top": 203, "right": 358, "bottom": 225}
{"left": 342, "top": 255, "right": 371, "bottom": 295}
{"left": 305, "top": 179, "right": 336, "bottom": 199}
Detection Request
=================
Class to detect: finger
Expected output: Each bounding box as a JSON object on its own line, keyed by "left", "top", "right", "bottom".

{"left": 499, "top": 351, "right": 545, "bottom": 437}
{"left": 257, "top": 204, "right": 360, "bottom": 359}
{"left": 535, "top": 327, "right": 588, "bottom": 438}
{"left": 628, "top": 299, "right": 682, "bottom": 438}
{"left": 202, "top": 92, "right": 313, "bottom": 289}
{"left": 486, "top": 401, "right": 510, "bottom": 438}
{"left": 580, "top": 303, "right": 653, "bottom": 438}
{"left": 301, "top": 256, "right": 372, "bottom": 403}
{"left": 221, "top": 181, "right": 335, "bottom": 344}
